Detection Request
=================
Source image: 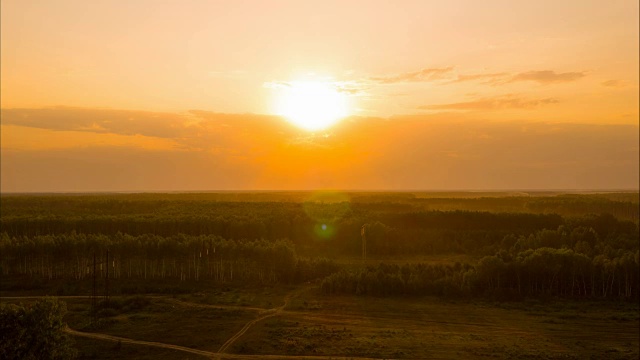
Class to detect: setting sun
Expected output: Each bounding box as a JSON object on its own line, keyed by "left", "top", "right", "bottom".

{"left": 274, "top": 81, "right": 348, "bottom": 131}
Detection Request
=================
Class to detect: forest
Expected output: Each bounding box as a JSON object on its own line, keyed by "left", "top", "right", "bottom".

{"left": 1, "top": 191, "right": 638, "bottom": 300}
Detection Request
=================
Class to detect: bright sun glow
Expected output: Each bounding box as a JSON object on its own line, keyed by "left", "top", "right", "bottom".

{"left": 275, "top": 81, "right": 348, "bottom": 131}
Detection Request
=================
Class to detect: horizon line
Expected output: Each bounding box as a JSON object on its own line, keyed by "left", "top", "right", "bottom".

{"left": 2, "top": 188, "right": 638, "bottom": 195}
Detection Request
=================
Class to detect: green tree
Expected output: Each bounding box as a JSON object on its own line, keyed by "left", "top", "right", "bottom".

{"left": 0, "top": 297, "right": 76, "bottom": 360}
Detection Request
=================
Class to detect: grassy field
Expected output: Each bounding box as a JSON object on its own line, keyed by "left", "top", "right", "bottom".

{"left": 3, "top": 285, "right": 637, "bottom": 359}
{"left": 74, "top": 337, "right": 204, "bottom": 360}
{"left": 63, "top": 297, "right": 257, "bottom": 353}
{"left": 266, "top": 290, "right": 639, "bottom": 359}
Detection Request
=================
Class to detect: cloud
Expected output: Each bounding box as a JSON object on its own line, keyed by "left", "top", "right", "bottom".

{"left": 601, "top": 79, "right": 629, "bottom": 88}
{"left": 262, "top": 81, "right": 292, "bottom": 90}
{"left": 420, "top": 95, "right": 559, "bottom": 110}
{"left": 370, "top": 67, "right": 455, "bottom": 84}
{"left": 446, "top": 70, "right": 585, "bottom": 86}
{"left": 510, "top": 70, "right": 585, "bottom": 84}
{"left": 1, "top": 146, "right": 260, "bottom": 192}
{"left": 333, "top": 81, "right": 371, "bottom": 95}
{"left": 264, "top": 80, "right": 370, "bottom": 96}
{"left": 266, "top": 68, "right": 585, "bottom": 96}
{"left": 2, "top": 107, "right": 637, "bottom": 191}
{"left": 1, "top": 107, "right": 188, "bottom": 139}
{"left": 1, "top": 107, "right": 300, "bottom": 150}
{"left": 449, "top": 72, "right": 509, "bottom": 85}
{"left": 365, "top": 67, "right": 586, "bottom": 87}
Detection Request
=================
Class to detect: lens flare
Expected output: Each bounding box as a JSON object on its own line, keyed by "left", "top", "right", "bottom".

{"left": 303, "top": 191, "right": 351, "bottom": 240}
{"left": 313, "top": 222, "right": 335, "bottom": 239}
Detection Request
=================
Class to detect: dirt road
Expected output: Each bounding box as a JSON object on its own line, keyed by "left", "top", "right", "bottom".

{"left": 66, "top": 326, "right": 385, "bottom": 360}
{"left": 66, "top": 326, "right": 215, "bottom": 358}
{"left": 216, "top": 287, "right": 303, "bottom": 354}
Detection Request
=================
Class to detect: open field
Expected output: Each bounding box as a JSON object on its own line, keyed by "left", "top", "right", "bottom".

{"left": 73, "top": 336, "right": 206, "bottom": 360}
{"left": 3, "top": 286, "right": 638, "bottom": 360}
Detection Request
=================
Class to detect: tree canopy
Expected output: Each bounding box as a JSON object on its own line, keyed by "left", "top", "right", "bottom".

{"left": 0, "top": 297, "right": 76, "bottom": 360}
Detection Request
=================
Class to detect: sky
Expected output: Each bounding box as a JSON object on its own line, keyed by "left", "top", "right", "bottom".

{"left": 1, "top": 0, "right": 638, "bottom": 192}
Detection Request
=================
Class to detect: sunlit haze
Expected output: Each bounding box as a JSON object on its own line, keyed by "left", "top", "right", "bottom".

{"left": 1, "top": 0, "right": 638, "bottom": 192}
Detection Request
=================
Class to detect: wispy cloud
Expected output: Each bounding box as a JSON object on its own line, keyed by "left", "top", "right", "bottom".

{"left": 2, "top": 108, "right": 638, "bottom": 191}
{"left": 0, "top": 107, "right": 299, "bottom": 152}
{"left": 370, "top": 67, "right": 455, "bottom": 84}
{"left": 420, "top": 95, "right": 559, "bottom": 110}
{"left": 333, "top": 80, "right": 370, "bottom": 95}
{"left": 509, "top": 70, "right": 585, "bottom": 84}
{"left": 262, "top": 81, "right": 292, "bottom": 90}
{"left": 263, "top": 80, "right": 370, "bottom": 96}
{"left": 1, "top": 107, "right": 188, "bottom": 139}
{"left": 368, "top": 68, "right": 585, "bottom": 86}
{"left": 451, "top": 70, "right": 586, "bottom": 85}
{"left": 601, "top": 79, "right": 629, "bottom": 88}
{"left": 449, "top": 72, "right": 509, "bottom": 85}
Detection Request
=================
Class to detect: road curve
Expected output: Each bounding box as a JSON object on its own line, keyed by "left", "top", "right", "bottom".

{"left": 66, "top": 327, "right": 387, "bottom": 360}
{"left": 66, "top": 326, "right": 214, "bottom": 358}
{"left": 11, "top": 292, "right": 389, "bottom": 359}
{"left": 217, "top": 287, "right": 303, "bottom": 354}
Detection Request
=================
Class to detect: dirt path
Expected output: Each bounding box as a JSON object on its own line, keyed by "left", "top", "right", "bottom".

{"left": 2, "top": 295, "right": 93, "bottom": 300}
{"left": 216, "top": 287, "right": 306, "bottom": 354}
{"left": 66, "top": 326, "right": 384, "bottom": 360}
{"left": 65, "top": 326, "right": 215, "bottom": 358}
{"left": 3, "top": 295, "right": 266, "bottom": 312}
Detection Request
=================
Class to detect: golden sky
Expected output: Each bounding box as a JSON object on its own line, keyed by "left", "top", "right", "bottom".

{"left": 1, "top": 1, "right": 638, "bottom": 191}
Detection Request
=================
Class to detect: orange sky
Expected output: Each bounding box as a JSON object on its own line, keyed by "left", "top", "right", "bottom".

{"left": 1, "top": 1, "right": 638, "bottom": 192}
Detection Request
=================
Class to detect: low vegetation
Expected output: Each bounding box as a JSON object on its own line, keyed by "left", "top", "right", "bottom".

{"left": 0, "top": 297, "right": 77, "bottom": 360}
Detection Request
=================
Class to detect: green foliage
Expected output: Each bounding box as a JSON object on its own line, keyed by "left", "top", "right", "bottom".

{"left": 322, "top": 244, "right": 639, "bottom": 300}
{"left": 0, "top": 192, "right": 637, "bottom": 300}
{"left": 321, "top": 263, "right": 473, "bottom": 297}
{"left": 295, "top": 257, "right": 340, "bottom": 282}
{"left": 0, "top": 234, "right": 337, "bottom": 288}
{"left": 1, "top": 192, "right": 637, "bottom": 258}
{"left": 0, "top": 297, "right": 76, "bottom": 360}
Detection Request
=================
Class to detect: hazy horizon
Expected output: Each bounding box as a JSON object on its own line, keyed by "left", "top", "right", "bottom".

{"left": 2, "top": 189, "right": 638, "bottom": 196}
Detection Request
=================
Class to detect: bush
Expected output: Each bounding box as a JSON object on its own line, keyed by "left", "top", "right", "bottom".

{"left": 0, "top": 297, "right": 77, "bottom": 360}
{"left": 97, "top": 308, "right": 118, "bottom": 318}
{"left": 123, "top": 295, "right": 151, "bottom": 312}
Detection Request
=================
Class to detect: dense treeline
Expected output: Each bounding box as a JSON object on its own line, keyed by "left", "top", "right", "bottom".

{"left": 413, "top": 194, "right": 639, "bottom": 221}
{"left": 322, "top": 263, "right": 472, "bottom": 297}
{"left": 3, "top": 195, "right": 636, "bottom": 258}
{"left": 0, "top": 211, "right": 568, "bottom": 255}
{"left": 0, "top": 234, "right": 337, "bottom": 285}
{"left": 322, "top": 248, "right": 639, "bottom": 300}
{"left": 322, "top": 224, "right": 639, "bottom": 300}
{"left": 2, "top": 192, "right": 637, "bottom": 218}
{"left": 1, "top": 193, "right": 637, "bottom": 301}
